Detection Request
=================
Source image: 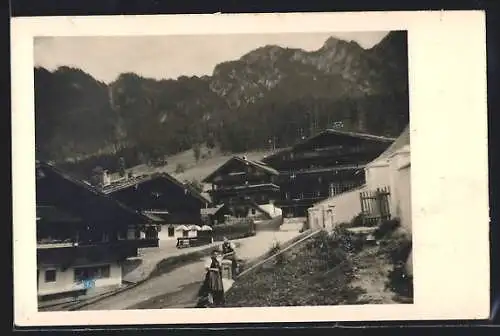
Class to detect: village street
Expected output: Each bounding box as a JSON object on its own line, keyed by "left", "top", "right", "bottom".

{"left": 79, "top": 225, "right": 301, "bottom": 310}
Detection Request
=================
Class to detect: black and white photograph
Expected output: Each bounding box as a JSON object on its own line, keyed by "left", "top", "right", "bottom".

{"left": 33, "top": 30, "right": 412, "bottom": 311}
{"left": 12, "top": 11, "right": 489, "bottom": 326}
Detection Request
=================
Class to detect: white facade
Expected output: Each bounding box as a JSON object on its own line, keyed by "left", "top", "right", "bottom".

{"left": 37, "top": 261, "right": 122, "bottom": 297}
{"left": 158, "top": 224, "right": 194, "bottom": 240}
{"left": 365, "top": 159, "right": 391, "bottom": 189}
{"left": 255, "top": 203, "right": 283, "bottom": 218}
{"left": 386, "top": 145, "right": 411, "bottom": 226}
{"left": 308, "top": 186, "right": 366, "bottom": 231}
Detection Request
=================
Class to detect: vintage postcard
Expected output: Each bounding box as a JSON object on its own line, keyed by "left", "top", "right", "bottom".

{"left": 11, "top": 11, "right": 489, "bottom": 326}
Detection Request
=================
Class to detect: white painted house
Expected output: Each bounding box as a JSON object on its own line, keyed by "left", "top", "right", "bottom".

{"left": 307, "top": 125, "right": 410, "bottom": 231}
{"left": 364, "top": 125, "right": 411, "bottom": 233}
{"left": 307, "top": 125, "right": 412, "bottom": 275}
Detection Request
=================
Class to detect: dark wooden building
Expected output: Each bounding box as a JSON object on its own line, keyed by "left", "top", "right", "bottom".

{"left": 36, "top": 161, "right": 158, "bottom": 303}
{"left": 101, "top": 172, "right": 212, "bottom": 227}
{"left": 261, "top": 129, "right": 395, "bottom": 218}
{"left": 202, "top": 155, "right": 280, "bottom": 212}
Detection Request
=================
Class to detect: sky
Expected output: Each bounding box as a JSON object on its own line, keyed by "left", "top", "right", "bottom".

{"left": 34, "top": 31, "right": 389, "bottom": 84}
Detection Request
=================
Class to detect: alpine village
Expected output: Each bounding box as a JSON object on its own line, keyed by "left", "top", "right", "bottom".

{"left": 35, "top": 31, "right": 413, "bottom": 310}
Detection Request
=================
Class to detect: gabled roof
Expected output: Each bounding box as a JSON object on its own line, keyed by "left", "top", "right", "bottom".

{"left": 36, "top": 161, "right": 152, "bottom": 225}
{"left": 367, "top": 125, "right": 410, "bottom": 167}
{"left": 101, "top": 172, "right": 211, "bottom": 205}
{"left": 36, "top": 205, "right": 83, "bottom": 223}
{"left": 200, "top": 204, "right": 227, "bottom": 216}
{"left": 262, "top": 129, "right": 396, "bottom": 164}
{"left": 202, "top": 156, "right": 279, "bottom": 183}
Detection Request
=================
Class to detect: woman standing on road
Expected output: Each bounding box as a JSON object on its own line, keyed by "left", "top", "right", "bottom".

{"left": 198, "top": 249, "right": 225, "bottom": 307}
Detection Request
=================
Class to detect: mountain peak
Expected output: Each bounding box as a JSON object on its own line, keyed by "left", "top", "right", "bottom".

{"left": 240, "top": 44, "right": 287, "bottom": 64}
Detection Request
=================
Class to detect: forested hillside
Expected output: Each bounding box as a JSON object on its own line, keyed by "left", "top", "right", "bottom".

{"left": 35, "top": 31, "right": 409, "bottom": 178}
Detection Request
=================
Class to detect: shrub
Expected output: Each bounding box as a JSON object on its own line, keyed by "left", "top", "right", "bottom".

{"left": 175, "top": 163, "right": 186, "bottom": 173}
{"left": 268, "top": 240, "right": 281, "bottom": 255}
{"left": 350, "top": 213, "right": 365, "bottom": 228}
{"left": 212, "top": 219, "right": 255, "bottom": 241}
{"left": 386, "top": 264, "right": 414, "bottom": 299}
{"left": 373, "top": 218, "right": 401, "bottom": 240}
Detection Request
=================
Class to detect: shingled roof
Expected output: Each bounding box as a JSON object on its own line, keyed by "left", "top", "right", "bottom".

{"left": 101, "top": 172, "right": 212, "bottom": 205}
{"left": 202, "top": 156, "right": 279, "bottom": 183}
{"left": 261, "top": 128, "right": 396, "bottom": 164}
{"left": 36, "top": 161, "right": 153, "bottom": 225}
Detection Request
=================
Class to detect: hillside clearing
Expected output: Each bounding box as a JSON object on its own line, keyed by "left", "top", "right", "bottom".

{"left": 122, "top": 146, "right": 279, "bottom": 183}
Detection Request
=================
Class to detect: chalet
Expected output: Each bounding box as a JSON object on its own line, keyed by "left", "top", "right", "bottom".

{"left": 202, "top": 156, "right": 282, "bottom": 219}
{"left": 262, "top": 129, "right": 395, "bottom": 218}
{"left": 36, "top": 161, "right": 159, "bottom": 304}
{"left": 100, "top": 172, "right": 212, "bottom": 239}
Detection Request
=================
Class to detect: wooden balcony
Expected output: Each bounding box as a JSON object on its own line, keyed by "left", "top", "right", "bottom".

{"left": 274, "top": 196, "right": 327, "bottom": 206}
{"left": 37, "top": 238, "right": 159, "bottom": 265}
{"left": 209, "top": 183, "right": 280, "bottom": 195}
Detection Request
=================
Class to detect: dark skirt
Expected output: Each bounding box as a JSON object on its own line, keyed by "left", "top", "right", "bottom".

{"left": 198, "top": 269, "right": 224, "bottom": 307}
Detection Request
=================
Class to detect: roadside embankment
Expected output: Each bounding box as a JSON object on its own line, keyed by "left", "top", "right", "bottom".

{"left": 224, "top": 220, "right": 413, "bottom": 307}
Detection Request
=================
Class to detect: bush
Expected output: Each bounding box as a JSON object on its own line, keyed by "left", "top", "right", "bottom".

{"left": 385, "top": 237, "right": 412, "bottom": 265}
{"left": 268, "top": 240, "right": 281, "bottom": 255}
{"left": 212, "top": 219, "right": 255, "bottom": 241}
{"left": 386, "top": 264, "right": 413, "bottom": 299}
{"left": 175, "top": 163, "right": 186, "bottom": 173}
{"left": 373, "top": 218, "right": 401, "bottom": 240}
{"left": 350, "top": 213, "right": 365, "bottom": 228}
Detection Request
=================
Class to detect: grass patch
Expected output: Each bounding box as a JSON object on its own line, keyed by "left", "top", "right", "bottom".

{"left": 225, "top": 230, "right": 366, "bottom": 307}
{"left": 149, "top": 242, "right": 241, "bottom": 278}
{"left": 379, "top": 229, "right": 413, "bottom": 302}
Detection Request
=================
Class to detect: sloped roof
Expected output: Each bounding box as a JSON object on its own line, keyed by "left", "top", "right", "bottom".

{"left": 101, "top": 172, "right": 211, "bottom": 205}
{"left": 202, "top": 156, "right": 279, "bottom": 183}
{"left": 36, "top": 205, "right": 83, "bottom": 223}
{"left": 262, "top": 129, "right": 396, "bottom": 164}
{"left": 201, "top": 204, "right": 226, "bottom": 216}
{"left": 36, "top": 161, "right": 152, "bottom": 225}
{"left": 368, "top": 125, "right": 410, "bottom": 166}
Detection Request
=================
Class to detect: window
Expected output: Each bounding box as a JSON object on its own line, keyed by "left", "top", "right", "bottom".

{"left": 74, "top": 265, "right": 111, "bottom": 282}
{"left": 251, "top": 209, "right": 256, "bottom": 215}
{"left": 285, "top": 192, "right": 290, "bottom": 200}
{"left": 44, "top": 269, "right": 56, "bottom": 283}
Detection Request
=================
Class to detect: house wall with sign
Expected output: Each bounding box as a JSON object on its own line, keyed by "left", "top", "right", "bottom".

{"left": 38, "top": 261, "right": 122, "bottom": 297}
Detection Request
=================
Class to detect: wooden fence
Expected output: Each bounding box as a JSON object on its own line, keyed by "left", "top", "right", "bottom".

{"left": 359, "top": 186, "right": 391, "bottom": 226}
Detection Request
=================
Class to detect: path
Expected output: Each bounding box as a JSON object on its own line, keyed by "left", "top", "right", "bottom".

{"left": 123, "top": 239, "right": 221, "bottom": 283}
{"left": 79, "top": 230, "right": 300, "bottom": 310}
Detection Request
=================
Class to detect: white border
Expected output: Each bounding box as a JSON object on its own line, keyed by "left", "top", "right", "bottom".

{"left": 11, "top": 11, "right": 489, "bottom": 326}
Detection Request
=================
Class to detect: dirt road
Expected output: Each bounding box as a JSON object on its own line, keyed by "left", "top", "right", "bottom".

{"left": 79, "top": 230, "right": 300, "bottom": 310}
